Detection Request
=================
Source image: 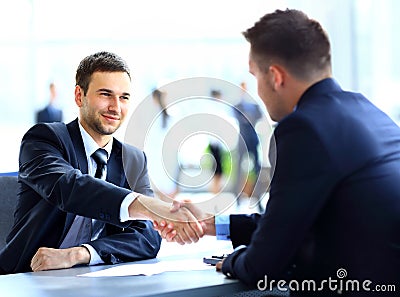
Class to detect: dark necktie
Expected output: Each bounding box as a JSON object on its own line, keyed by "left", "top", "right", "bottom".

{"left": 92, "top": 148, "right": 108, "bottom": 179}
{"left": 90, "top": 148, "right": 108, "bottom": 240}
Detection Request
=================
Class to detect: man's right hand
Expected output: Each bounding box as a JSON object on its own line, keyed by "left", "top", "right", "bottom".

{"left": 128, "top": 195, "right": 205, "bottom": 245}
{"left": 153, "top": 199, "right": 216, "bottom": 243}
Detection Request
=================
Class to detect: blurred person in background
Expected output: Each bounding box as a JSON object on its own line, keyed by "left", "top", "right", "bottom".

{"left": 146, "top": 88, "right": 179, "bottom": 201}
{"left": 233, "top": 81, "right": 262, "bottom": 201}
{"left": 36, "top": 82, "right": 63, "bottom": 123}
{"left": 207, "top": 89, "right": 228, "bottom": 194}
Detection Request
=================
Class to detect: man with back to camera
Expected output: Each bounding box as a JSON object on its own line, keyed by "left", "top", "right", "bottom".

{"left": 156, "top": 9, "right": 400, "bottom": 296}
{"left": 0, "top": 51, "right": 203, "bottom": 274}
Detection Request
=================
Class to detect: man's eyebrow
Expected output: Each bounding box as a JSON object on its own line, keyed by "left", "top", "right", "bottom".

{"left": 96, "top": 88, "right": 113, "bottom": 93}
{"left": 96, "top": 88, "right": 130, "bottom": 96}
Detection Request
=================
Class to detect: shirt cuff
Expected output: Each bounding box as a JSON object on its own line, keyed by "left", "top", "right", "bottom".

{"left": 120, "top": 192, "right": 140, "bottom": 222}
{"left": 215, "top": 214, "right": 230, "bottom": 240}
{"left": 82, "top": 244, "right": 104, "bottom": 265}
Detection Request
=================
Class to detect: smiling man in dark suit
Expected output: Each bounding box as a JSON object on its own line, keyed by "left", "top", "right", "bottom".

{"left": 157, "top": 9, "right": 400, "bottom": 296}
{"left": 0, "top": 51, "right": 203, "bottom": 274}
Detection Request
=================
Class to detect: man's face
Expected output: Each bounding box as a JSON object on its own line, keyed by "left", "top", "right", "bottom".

{"left": 77, "top": 71, "right": 131, "bottom": 139}
{"left": 249, "top": 52, "right": 290, "bottom": 122}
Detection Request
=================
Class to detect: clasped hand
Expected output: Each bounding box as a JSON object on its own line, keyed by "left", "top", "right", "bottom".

{"left": 153, "top": 200, "right": 215, "bottom": 244}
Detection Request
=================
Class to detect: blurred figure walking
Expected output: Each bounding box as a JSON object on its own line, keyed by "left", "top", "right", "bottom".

{"left": 233, "top": 82, "right": 262, "bottom": 199}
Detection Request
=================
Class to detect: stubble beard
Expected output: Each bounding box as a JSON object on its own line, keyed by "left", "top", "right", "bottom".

{"left": 83, "top": 107, "right": 121, "bottom": 136}
{"left": 92, "top": 117, "right": 119, "bottom": 135}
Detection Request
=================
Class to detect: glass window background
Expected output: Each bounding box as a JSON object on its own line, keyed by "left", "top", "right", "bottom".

{"left": 0, "top": 0, "right": 399, "bottom": 172}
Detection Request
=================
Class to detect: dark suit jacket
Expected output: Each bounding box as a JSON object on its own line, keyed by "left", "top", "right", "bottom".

{"left": 36, "top": 104, "right": 63, "bottom": 123}
{"left": 222, "top": 79, "right": 400, "bottom": 296}
{"left": 0, "top": 119, "right": 161, "bottom": 274}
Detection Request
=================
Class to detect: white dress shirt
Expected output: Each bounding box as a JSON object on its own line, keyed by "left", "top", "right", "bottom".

{"left": 77, "top": 122, "right": 139, "bottom": 265}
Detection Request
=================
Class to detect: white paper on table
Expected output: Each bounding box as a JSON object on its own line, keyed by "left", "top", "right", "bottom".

{"left": 78, "top": 259, "right": 214, "bottom": 277}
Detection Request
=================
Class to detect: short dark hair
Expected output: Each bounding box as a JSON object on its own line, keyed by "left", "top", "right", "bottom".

{"left": 243, "top": 9, "right": 331, "bottom": 80}
{"left": 75, "top": 51, "right": 131, "bottom": 95}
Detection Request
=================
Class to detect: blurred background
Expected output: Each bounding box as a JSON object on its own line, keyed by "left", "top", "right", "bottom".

{"left": 1, "top": 0, "right": 399, "bottom": 177}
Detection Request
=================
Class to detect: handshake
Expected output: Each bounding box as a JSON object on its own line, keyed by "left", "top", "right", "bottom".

{"left": 128, "top": 195, "right": 216, "bottom": 245}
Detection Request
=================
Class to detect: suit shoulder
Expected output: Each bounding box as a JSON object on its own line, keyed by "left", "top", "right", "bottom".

{"left": 24, "top": 122, "right": 68, "bottom": 139}
{"left": 124, "top": 144, "right": 145, "bottom": 158}
{"left": 277, "top": 110, "right": 316, "bottom": 134}
{"left": 22, "top": 123, "right": 71, "bottom": 154}
{"left": 116, "top": 140, "right": 145, "bottom": 159}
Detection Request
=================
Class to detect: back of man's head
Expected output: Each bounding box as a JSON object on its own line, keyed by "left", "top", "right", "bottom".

{"left": 243, "top": 9, "right": 331, "bottom": 81}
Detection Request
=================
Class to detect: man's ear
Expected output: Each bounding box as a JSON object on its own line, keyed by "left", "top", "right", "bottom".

{"left": 74, "top": 85, "right": 83, "bottom": 107}
{"left": 269, "top": 65, "right": 285, "bottom": 90}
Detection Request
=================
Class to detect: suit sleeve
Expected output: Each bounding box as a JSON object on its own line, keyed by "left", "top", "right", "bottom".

{"left": 222, "top": 115, "right": 339, "bottom": 287}
{"left": 19, "top": 123, "right": 130, "bottom": 225}
{"left": 229, "top": 214, "right": 261, "bottom": 248}
{"left": 89, "top": 150, "right": 161, "bottom": 263}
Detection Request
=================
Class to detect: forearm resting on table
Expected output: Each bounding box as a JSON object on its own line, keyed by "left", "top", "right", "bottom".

{"left": 30, "top": 246, "right": 91, "bottom": 272}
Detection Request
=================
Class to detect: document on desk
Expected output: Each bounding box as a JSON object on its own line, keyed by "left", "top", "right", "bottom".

{"left": 78, "top": 259, "right": 214, "bottom": 277}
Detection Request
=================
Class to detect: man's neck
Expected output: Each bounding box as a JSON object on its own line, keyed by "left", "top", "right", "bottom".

{"left": 79, "top": 120, "right": 112, "bottom": 148}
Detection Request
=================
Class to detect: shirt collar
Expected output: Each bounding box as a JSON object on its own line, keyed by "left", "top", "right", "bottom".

{"left": 78, "top": 121, "right": 113, "bottom": 160}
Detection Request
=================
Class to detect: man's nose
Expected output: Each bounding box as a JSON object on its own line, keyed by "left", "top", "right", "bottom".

{"left": 108, "top": 96, "right": 121, "bottom": 112}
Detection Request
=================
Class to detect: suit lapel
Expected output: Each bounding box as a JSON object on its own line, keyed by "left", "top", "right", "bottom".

{"left": 106, "top": 139, "right": 126, "bottom": 187}
{"left": 63, "top": 119, "right": 88, "bottom": 236}
{"left": 66, "top": 119, "right": 88, "bottom": 174}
